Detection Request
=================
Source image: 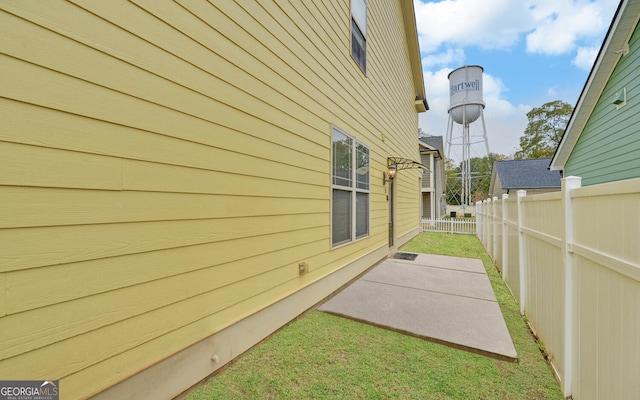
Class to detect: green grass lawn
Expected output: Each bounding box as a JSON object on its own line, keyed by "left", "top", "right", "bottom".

{"left": 187, "top": 233, "right": 563, "bottom": 399}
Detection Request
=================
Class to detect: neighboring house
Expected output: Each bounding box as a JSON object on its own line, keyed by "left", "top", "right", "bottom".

{"left": 489, "top": 158, "right": 562, "bottom": 197}
{"left": 550, "top": 0, "right": 640, "bottom": 185}
{"left": 419, "top": 136, "right": 446, "bottom": 219}
{"left": 0, "top": 1, "right": 427, "bottom": 399}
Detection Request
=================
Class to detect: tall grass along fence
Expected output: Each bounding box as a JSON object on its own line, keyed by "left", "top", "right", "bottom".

{"left": 476, "top": 176, "right": 640, "bottom": 400}
{"left": 422, "top": 218, "right": 476, "bottom": 235}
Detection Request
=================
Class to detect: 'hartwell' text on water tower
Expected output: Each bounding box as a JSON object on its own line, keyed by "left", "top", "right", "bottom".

{"left": 446, "top": 65, "right": 490, "bottom": 208}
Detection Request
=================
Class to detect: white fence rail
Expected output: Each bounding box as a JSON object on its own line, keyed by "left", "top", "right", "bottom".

{"left": 476, "top": 177, "right": 640, "bottom": 400}
{"left": 422, "top": 218, "right": 476, "bottom": 235}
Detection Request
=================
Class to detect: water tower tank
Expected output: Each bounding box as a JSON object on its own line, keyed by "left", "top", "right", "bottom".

{"left": 448, "top": 65, "right": 485, "bottom": 125}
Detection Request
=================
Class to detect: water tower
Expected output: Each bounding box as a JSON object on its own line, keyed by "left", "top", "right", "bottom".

{"left": 446, "top": 65, "right": 490, "bottom": 208}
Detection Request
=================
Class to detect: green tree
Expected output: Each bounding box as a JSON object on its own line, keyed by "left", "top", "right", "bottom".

{"left": 469, "top": 153, "right": 508, "bottom": 201}
{"left": 515, "top": 100, "right": 573, "bottom": 159}
{"left": 445, "top": 153, "right": 508, "bottom": 204}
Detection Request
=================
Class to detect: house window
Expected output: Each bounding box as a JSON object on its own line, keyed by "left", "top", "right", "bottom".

{"left": 351, "top": 0, "right": 367, "bottom": 73}
{"left": 332, "top": 127, "right": 369, "bottom": 246}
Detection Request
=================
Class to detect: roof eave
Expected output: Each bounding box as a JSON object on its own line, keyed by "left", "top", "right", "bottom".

{"left": 419, "top": 141, "right": 443, "bottom": 161}
{"left": 401, "top": 0, "right": 428, "bottom": 112}
{"left": 501, "top": 186, "right": 561, "bottom": 190}
{"left": 418, "top": 140, "right": 436, "bottom": 151}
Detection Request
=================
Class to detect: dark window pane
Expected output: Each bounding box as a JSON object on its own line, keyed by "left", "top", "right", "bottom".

{"left": 332, "top": 189, "right": 352, "bottom": 245}
{"left": 351, "top": 19, "right": 366, "bottom": 72}
{"left": 356, "top": 192, "right": 369, "bottom": 238}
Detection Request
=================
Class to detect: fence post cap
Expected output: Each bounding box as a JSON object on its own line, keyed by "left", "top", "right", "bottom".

{"left": 562, "top": 176, "right": 582, "bottom": 190}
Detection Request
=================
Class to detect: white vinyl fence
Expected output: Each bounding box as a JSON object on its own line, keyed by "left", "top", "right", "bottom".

{"left": 422, "top": 218, "right": 476, "bottom": 235}
{"left": 476, "top": 177, "right": 640, "bottom": 400}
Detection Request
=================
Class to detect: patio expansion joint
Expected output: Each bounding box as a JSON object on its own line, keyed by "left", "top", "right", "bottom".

{"left": 360, "top": 278, "right": 499, "bottom": 304}
{"left": 386, "top": 259, "right": 487, "bottom": 275}
{"left": 414, "top": 264, "right": 487, "bottom": 275}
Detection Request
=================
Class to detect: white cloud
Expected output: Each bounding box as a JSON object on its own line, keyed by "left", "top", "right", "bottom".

{"left": 573, "top": 45, "right": 600, "bottom": 70}
{"left": 414, "top": 0, "right": 617, "bottom": 56}
{"left": 414, "top": 0, "right": 532, "bottom": 53}
{"left": 526, "top": 0, "right": 610, "bottom": 54}
{"left": 421, "top": 47, "right": 466, "bottom": 69}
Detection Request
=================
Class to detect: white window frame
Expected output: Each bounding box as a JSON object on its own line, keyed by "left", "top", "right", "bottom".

{"left": 331, "top": 126, "right": 370, "bottom": 248}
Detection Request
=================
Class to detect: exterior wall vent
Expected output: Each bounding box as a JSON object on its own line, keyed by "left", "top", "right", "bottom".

{"left": 613, "top": 87, "right": 626, "bottom": 109}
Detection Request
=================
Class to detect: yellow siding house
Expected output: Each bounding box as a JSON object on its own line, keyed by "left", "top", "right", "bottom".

{"left": 0, "top": 1, "right": 427, "bottom": 398}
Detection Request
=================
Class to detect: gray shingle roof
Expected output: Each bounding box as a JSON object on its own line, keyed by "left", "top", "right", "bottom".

{"left": 494, "top": 158, "right": 562, "bottom": 189}
{"left": 420, "top": 136, "right": 444, "bottom": 154}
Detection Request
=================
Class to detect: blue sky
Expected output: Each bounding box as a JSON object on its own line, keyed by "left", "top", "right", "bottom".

{"left": 414, "top": 0, "right": 620, "bottom": 159}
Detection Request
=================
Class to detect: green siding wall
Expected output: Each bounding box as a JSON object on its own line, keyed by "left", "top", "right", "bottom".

{"left": 565, "top": 21, "right": 640, "bottom": 186}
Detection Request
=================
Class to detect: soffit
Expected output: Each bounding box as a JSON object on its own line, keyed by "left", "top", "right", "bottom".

{"left": 400, "top": 0, "right": 428, "bottom": 110}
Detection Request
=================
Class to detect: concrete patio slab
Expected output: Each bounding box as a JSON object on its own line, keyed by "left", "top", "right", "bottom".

{"left": 319, "top": 253, "right": 517, "bottom": 361}
{"left": 365, "top": 260, "right": 496, "bottom": 301}
{"left": 403, "top": 253, "right": 487, "bottom": 273}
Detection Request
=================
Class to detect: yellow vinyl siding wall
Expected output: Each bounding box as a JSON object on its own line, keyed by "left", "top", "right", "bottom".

{"left": 0, "top": 0, "right": 422, "bottom": 398}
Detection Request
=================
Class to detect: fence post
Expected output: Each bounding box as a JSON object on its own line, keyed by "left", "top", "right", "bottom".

{"left": 561, "top": 176, "right": 581, "bottom": 398}
{"left": 485, "top": 198, "right": 492, "bottom": 258}
{"left": 492, "top": 196, "right": 498, "bottom": 264}
{"left": 476, "top": 201, "right": 481, "bottom": 240}
{"left": 517, "top": 190, "right": 526, "bottom": 315}
{"left": 483, "top": 200, "right": 488, "bottom": 248}
{"left": 501, "top": 193, "right": 508, "bottom": 279}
